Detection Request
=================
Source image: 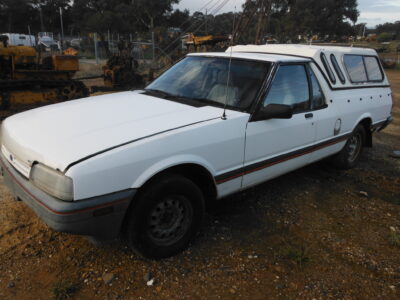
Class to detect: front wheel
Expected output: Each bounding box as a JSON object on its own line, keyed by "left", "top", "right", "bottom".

{"left": 124, "top": 174, "right": 205, "bottom": 259}
{"left": 331, "top": 124, "right": 366, "bottom": 169}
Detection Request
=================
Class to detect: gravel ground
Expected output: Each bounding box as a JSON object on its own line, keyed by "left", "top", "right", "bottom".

{"left": 0, "top": 71, "right": 399, "bottom": 300}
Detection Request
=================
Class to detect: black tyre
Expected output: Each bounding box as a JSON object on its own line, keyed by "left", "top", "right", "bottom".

{"left": 332, "top": 124, "right": 366, "bottom": 169}
{"left": 124, "top": 174, "right": 205, "bottom": 259}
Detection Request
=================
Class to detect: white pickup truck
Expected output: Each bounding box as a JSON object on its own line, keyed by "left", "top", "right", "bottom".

{"left": 0, "top": 45, "right": 393, "bottom": 258}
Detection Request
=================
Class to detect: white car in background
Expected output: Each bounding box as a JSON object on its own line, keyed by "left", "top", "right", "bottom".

{"left": 0, "top": 33, "right": 36, "bottom": 47}
{"left": 0, "top": 45, "right": 393, "bottom": 259}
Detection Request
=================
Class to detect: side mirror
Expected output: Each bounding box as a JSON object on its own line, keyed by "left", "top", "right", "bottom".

{"left": 253, "top": 104, "right": 293, "bottom": 121}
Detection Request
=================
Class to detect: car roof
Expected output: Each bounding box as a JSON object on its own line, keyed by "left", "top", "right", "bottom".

{"left": 227, "top": 44, "right": 378, "bottom": 59}
{"left": 224, "top": 44, "right": 388, "bottom": 89}
{"left": 188, "top": 51, "right": 310, "bottom": 63}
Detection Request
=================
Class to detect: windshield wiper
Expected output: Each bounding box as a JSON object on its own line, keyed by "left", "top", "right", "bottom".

{"left": 144, "top": 89, "right": 203, "bottom": 106}
{"left": 144, "top": 88, "right": 175, "bottom": 99}
{"left": 144, "top": 89, "right": 217, "bottom": 108}
{"left": 190, "top": 97, "right": 225, "bottom": 108}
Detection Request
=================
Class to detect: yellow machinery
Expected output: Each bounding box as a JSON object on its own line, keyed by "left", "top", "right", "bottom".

{"left": 184, "top": 33, "right": 230, "bottom": 52}
{"left": 0, "top": 35, "right": 88, "bottom": 111}
{"left": 92, "top": 40, "right": 144, "bottom": 92}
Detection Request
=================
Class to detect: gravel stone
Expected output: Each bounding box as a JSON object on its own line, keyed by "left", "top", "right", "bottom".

{"left": 102, "top": 273, "right": 115, "bottom": 285}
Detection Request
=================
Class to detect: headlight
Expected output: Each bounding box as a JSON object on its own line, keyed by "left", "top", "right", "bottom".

{"left": 30, "top": 163, "right": 73, "bottom": 201}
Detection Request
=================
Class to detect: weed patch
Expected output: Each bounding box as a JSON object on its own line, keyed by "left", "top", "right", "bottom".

{"left": 285, "top": 245, "right": 310, "bottom": 266}
{"left": 51, "top": 280, "right": 80, "bottom": 300}
{"left": 389, "top": 229, "right": 400, "bottom": 247}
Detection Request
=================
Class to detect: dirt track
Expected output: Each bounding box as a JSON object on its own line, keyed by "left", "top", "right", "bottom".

{"left": 0, "top": 71, "right": 399, "bottom": 300}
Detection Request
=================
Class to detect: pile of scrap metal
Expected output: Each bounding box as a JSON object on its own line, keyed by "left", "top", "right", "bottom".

{"left": 0, "top": 35, "right": 88, "bottom": 113}
{"left": 92, "top": 40, "right": 145, "bottom": 93}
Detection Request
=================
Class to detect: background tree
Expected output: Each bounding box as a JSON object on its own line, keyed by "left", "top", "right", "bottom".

{"left": 132, "top": 0, "right": 179, "bottom": 31}
{"left": 30, "top": 0, "right": 72, "bottom": 33}
{"left": 274, "top": 0, "right": 359, "bottom": 41}
{"left": 209, "top": 13, "right": 238, "bottom": 35}
{"left": 68, "top": 0, "right": 179, "bottom": 35}
{"left": 0, "top": 0, "right": 35, "bottom": 33}
{"left": 376, "top": 21, "right": 400, "bottom": 40}
{"left": 166, "top": 9, "right": 190, "bottom": 28}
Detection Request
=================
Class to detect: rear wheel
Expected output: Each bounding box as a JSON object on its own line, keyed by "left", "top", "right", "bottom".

{"left": 124, "top": 174, "right": 205, "bottom": 259}
{"left": 332, "top": 124, "right": 366, "bottom": 169}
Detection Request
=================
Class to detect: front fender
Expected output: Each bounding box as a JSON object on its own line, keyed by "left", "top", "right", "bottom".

{"left": 131, "top": 154, "right": 217, "bottom": 188}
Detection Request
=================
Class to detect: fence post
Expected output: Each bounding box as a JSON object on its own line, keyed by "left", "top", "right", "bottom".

{"left": 94, "top": 33, "right": 99, "bottom": 64}
{"left": 152, "top": 31, "right": 155, "bottom": 64}
{"left": 107, "top": 30, "right": 111, "bottom": 55}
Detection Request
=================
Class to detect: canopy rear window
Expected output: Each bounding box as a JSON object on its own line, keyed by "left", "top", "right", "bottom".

{"left": 343, "top": 54, "right": 383, "bottom": 83}
{"left": 364, "top": 56, "right": 384, "bottom": 81}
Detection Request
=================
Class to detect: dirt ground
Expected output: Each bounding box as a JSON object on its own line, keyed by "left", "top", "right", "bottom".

{"left": 0, "top": 71, "right": 399, "bottom": 300}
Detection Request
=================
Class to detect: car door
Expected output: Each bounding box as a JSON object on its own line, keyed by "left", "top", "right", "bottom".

{"left": 306, "top": 63, "right": 345, "bottom": 163}
{"left": 242, "top": 63, "right": 316, "bottom": 188}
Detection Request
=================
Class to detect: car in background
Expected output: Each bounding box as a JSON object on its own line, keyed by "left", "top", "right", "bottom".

{"left": 0, "top": 33, "right": 36, "bottom": 47}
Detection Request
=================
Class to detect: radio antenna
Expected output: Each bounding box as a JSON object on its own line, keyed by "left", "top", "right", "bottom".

{"left": 221, "top": 7, "right": 236, "bottom": 120}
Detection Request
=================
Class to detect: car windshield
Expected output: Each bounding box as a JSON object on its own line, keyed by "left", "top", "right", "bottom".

{"left": 145, "top": 56, "right": 271, "bottom": 110}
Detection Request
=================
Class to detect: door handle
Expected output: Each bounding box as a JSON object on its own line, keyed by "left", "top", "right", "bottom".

{"left": 305, "top": 113, "right": 313, "bottom": 119}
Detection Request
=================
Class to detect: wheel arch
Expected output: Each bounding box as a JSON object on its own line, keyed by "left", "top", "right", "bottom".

{"left": 150, "top": 163, "right": 218, "bottom": 205}
{"left": 131, "top": 156, "right": 218, "bottom": 205}
{"left": 356, "top": 116, "right": 373, "bottom": 147}
{"left": 121, "top": 159, "right": 217, "bottom": 236}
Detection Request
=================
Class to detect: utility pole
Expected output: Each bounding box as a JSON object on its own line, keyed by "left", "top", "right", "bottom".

{"left": 59, "top": 7, "right": 65, "bottom": 51}
{"left": 152, "top": 31, "right": 155, "bottom": 64}
{"left": 39, "top": 7, "right": 45, "bottom": 32}
{"left": 205, "top": 9, "right": 208, "bottom": 34}
{"left": 28, "top": 25, "right": 34, "bottom": 47}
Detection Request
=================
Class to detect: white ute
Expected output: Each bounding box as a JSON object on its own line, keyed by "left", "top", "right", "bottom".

{"left": 1, "top": 45, "right": 393, "bottom": 258}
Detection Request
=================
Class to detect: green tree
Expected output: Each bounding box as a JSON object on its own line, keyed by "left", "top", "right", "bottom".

{"left": 133, "top": 0, "right": 179, "bottom": 31}
{"left": 209, "top": 12, "right": 238, "bottom": 35}
{"left": 166, "top": 9, "right": 190, "bottom": 28}
{"left": 281, "top": 0, "right": 359, "bottom": 40}
{"left": 69, "top": 0, "right": 179, "bottom": 34}
{"left": 376, "top": 21, "right": 400, "bottom": 40}
{"left": 0, "top": 0, "right": 35, "bottom": 33}
{"left": 30, "top": 0, "right": 72, "bottom": 33}
{"left": 377, "top": 32, "right": 394, "bottom": 43}
{"left": 234, "top": 0, "right": 359, "bottom": 43}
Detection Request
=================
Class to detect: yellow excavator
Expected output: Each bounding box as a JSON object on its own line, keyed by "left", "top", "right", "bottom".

{"left": 0, "top": 35, "right": 88, "bottom": 113}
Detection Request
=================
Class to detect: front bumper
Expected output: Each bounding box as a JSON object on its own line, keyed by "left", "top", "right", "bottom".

{"left": 0, "top": 154, "right": 135, "bottom": 239}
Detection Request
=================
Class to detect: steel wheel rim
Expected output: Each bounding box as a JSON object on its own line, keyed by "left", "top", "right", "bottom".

{"left": 147, "top": 195, "right": 193, "bottom": 246}
{"left": 347, "top": 132, "right": 362, "bottom": 162}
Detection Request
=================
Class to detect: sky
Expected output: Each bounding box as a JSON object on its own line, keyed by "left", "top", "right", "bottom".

{"left": 175, "top": 0, "right": 400, "bottom": 28}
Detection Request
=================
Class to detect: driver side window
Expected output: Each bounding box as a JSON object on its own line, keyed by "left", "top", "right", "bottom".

{"left": 263, "top": 65, "right": 310, "bottom": 113}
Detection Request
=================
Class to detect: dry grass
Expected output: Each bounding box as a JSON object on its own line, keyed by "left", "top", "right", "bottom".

{"left": 51, "top": 280, "right": 80, "bottom": 300}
